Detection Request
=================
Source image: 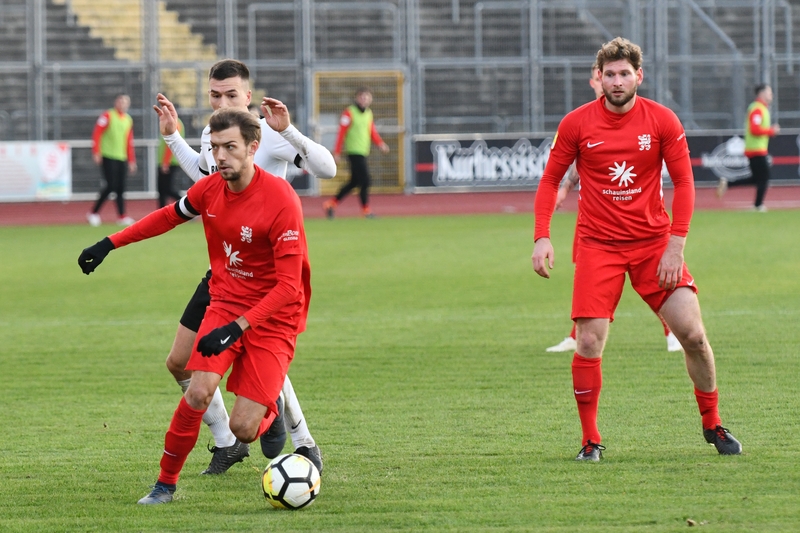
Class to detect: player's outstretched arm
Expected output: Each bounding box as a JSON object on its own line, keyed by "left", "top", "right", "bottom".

{"left": 78, "top": 201, "right": 197, "bottom": 276}
{"left": 262, "top": 97, "right": 337, "bottom": 180}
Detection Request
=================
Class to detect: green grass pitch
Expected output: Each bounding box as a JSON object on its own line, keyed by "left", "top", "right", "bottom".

{"left": 1, "top": 209, "right": 799, "bottom": 532}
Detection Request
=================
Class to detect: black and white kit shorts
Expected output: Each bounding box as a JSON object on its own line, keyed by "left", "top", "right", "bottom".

{"left": 179, "top": 270, "right": 212, "bottom": 333}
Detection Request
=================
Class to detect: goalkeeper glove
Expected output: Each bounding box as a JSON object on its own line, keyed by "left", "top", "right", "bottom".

{"left": 197, "top": 321, "right": 243, "bottom": 357}
{"left": 78, "top": 237, "right": 115, "bottom": 275}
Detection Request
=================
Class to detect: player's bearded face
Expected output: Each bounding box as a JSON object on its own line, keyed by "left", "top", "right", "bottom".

{"left": 601, "top": 60, "right": 640, "bottom": 108}
{"left": 211, "top": 127, "right": 253, "bottom": 182}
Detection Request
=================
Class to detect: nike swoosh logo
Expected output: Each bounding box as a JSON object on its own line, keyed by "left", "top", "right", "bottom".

{"left": 205, "top": 211, "right": 216, "bottom": 218}
{"left": 587, "top": 141, "right": 604, "bottom": 148}
{"left": 221, "top": 335, "right": 231, "bottom": 344}
{"left": 574, "top": 389, "right": 592, "bottom": 395}
{"left": 291, "top": 419, "right": 303, "bottom": 430}
{"left": 677, "top": 133, "right": 686, "bottom": 141}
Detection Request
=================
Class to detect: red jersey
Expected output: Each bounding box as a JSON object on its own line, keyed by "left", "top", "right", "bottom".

{"left": 535, "top": 96, "right": 694, "bottom": 245}
{"left": 110, "top": 166, "right": 311, "bottom": 336}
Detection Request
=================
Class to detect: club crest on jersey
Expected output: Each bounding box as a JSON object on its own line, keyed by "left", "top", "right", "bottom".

{"left": 609, "top": 161, "right": 637, "bottom": 187}
{"left": 223, "top": 241, "right": 243, "bottom": 267}
{"left": 638, "top": 134, "right": 652, "bottom": 151}
{"left": 241, "top": 226, "right": 253, "bottom": 243}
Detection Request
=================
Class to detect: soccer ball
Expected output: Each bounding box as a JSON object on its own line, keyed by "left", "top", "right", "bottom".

{"left": 262, "top": 453, "right": 321, "bottom": 509}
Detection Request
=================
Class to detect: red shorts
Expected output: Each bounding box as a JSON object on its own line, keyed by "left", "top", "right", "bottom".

{"left": 572, "top": 236, "right": 698, "bottom": 321}
{"left": 186, "top": 306, "right": 295, "bottom": 417}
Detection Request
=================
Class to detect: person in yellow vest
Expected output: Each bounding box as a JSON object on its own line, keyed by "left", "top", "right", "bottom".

{"left": 157, "top": 115, "right": 184, "bottom": 208}
{"left": 717, "top": 83, "right": 780, "bottom": 212}
{"left": 323, "top": 87, "right": 389, "bottom": 219}
{"left": 87, "top": 93, "right": 137, "bottom": 226}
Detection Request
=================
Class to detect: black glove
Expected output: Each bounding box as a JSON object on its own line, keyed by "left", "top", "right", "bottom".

{"left": 197, "top": 321, "right": 244, "bottom": 357}
{"left": 78, "top": 237, "right": 115, "bottom": 275}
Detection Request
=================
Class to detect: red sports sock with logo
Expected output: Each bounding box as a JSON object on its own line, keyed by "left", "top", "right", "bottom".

{"left": 694, "top": 387, "right": 721, "bottom": 430}
{"left": 569, "top": 322, "right": 577, "bottom": 340}
{"left": 572, "top": 353, "right": 602, "bottom": 446}
{"left": 158, "top": 397, "right": 206, "bottom": 485}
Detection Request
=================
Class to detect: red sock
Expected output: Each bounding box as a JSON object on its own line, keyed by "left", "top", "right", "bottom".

{"left": 658, "top": 314, "right": 670, "bottom": 336}
{"left": 694, "top": 387, "right": 721, "bottom": 430}
{"left": 569, "top": 322, "right": 577, "bottom": 340}
{"left": 255, "top": 410, "right": 278, "bottom": 440}
{"left": 572, "top": 353, "right": 602, "bottom": 446}
{"left": 158, "top": 397, "right": 205, "bottom": 485}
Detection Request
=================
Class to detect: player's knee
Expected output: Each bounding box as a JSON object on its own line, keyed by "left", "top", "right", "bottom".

{"left": 680, "top": 328, "right": 708, "bottom": 354}
{"left": 183, "top": 384, "right": 214, "bottom": 411}
{"left": 165, "top": 351, "right": 190, "bottom": 379}
{"left": 576, "top": 332, "right": 605, "bottom": 356}
{"left": 229, "top": 418, "right": 259, "bottom": 443}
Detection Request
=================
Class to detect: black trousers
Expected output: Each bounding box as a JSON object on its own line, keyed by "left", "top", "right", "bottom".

{"left": 335, "top": 154, "right": 371, "bottom": 208}
{"left": 157, "top": 165, "right": 182, "bottom": 208}
{"left": 92, "top": 157, "right": 128, "bottom": 215}
{"left": 730, "top": 155, "right": 770, "bottom": 207}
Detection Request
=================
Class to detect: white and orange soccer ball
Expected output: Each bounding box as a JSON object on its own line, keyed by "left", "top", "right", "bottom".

{"left": 261, "top": 453, "right": 321, "bottom": 509}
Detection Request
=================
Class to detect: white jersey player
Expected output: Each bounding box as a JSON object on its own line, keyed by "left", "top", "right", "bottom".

{"left": 152, "top": 59, "right": 334, "bottom": 475}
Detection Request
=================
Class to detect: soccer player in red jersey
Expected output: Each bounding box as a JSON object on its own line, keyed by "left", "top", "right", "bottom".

{"left": 79, "top": 108, "right": 311, "bottom": 503}
{"left": 532, "top": 37, "right": 741, "bottom": 461}
{"left": 547, "top": 64, "right": 681, "bottom": 354}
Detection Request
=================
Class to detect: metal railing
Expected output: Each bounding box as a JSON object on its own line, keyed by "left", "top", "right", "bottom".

{"left": 2, "top": 0, "right": 800, "bottom": 194}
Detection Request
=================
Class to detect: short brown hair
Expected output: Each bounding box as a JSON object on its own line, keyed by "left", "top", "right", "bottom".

{"left": 596, "top": 37, "right": 643, "bottom": 72}
{"left": 209, "top": 59, "right": 250, "bottom": 83}
{"left": 208, "top": 107, "right": 261, "bottom": 146}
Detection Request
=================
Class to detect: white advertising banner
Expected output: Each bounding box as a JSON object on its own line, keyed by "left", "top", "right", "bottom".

{"left": 0, "top": 142, "right": 72, "bottom": 201}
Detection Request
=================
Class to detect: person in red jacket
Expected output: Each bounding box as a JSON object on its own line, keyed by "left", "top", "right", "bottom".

{"left": 716, "top": 83, "right": 780, "bottom": 212}
{"left": 532, "top": 37, "right": 741, "bottom": 462}
{"left": 323, "top": 87, "right": 389, "bottom": 219}
{"left": 87, "top": 93, "right": 137, "bottom": 226}
{"left": 79, "top": 108, "right": 311, "bottom": 505}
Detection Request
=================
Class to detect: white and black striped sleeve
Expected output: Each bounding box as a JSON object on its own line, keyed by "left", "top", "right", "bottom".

{"left": 174, "top": 196, "right": 200, "bottom": 220}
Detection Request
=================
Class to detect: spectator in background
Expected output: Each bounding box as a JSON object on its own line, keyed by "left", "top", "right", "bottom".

{"left": 87, "top": 93, "right": 137, "bottom": 226}
{"left": 323, "top": 87, "right": 389, "bottom": 219}
{"left": 717, "top": 83, "right": 780, "bottom": 212}
{"left": 157, "top": 111, "right": 184, "bottom": 208}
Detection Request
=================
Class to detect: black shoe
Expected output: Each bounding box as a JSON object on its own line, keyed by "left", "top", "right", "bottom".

{"left": 703, "top": 425, "right": 742, "bottom": 455}
{"left": 260, "top": 396, "right": 287, "bottom": 459}
{"left": 575, "top": 441, "right": 605, "bottom": 462}
{"left": 295, "top": 445, "right": 323, "bottom": 474}
{"left": 137, "top": 482, "right": 175, "bottom": 505}
{"left": 201, "top": 439, "right": 250, "bottom": 475}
